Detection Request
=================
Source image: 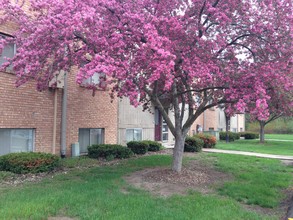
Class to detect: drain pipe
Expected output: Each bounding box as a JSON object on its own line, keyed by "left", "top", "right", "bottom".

{"left": 203, "top": 111, "right": 206, "bottom": 131}
{"left": 52, "top": 89, "right": 58, "bottom": 154}
{"left": 60, "top": 72, "right": 68, "bottom": 158}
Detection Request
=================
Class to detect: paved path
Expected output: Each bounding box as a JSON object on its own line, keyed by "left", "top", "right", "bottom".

{"left": 202, "top": 148, "right": 293, "bottom": 160}
{"left": 266, "top": 139, "right": 293, "bottom": 142}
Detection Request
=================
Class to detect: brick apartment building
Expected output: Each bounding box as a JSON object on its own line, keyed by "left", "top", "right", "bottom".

{"left": 0, "top": 24, "right": 117, "bottom": 156}
{"left": 0, "top": 19, "right": 244, "bottom": 157}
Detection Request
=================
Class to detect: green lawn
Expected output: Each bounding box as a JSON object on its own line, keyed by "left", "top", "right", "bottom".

{"left": 0, "top": 154, "right": 292, "bottom": 220}
{"left": 265, "top": 134, "right": 293, "bottom": 141}
{"left": 216, "top": 139, "right": 293, "bottom": 156}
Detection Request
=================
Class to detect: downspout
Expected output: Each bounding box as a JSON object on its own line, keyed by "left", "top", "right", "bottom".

{"left": 52, "top": 89, "right": 58, "bottom": 154}
{"left": 117, "top": 99, "right": 120, "bottom": 144}
{"left": 203, "top": 111, "right": 206, "bottom": 131}
{"left": 236, "top": 114, "right": 239, "bottom": 132}
{"left": 61, "top": 72, "right": 68, "bottom": 158}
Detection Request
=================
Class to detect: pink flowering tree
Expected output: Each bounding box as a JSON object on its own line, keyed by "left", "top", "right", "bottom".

{"left": 249, "top": 77, "right": 293, "bottom": 143}
{"left": 0, "top": 0, "right": 292, "bottom": 172}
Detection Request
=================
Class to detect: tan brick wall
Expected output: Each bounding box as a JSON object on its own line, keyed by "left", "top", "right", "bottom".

{"left": 203, "top": 108, "right": 219, "bottom": 131}
{"left": 188, "top": 115, "right": 203, "bottom": 136}
{"left": 0, "top": 13, "right": 118, "bottom": 156}
{"left": 0, "top": 70, "right": 117, "bottom": 156}
{"left": 0, "top": 71, "right": 63, "bottom": 154}
{"left": 66, "top": 71, "right": 118, "bottom": 152}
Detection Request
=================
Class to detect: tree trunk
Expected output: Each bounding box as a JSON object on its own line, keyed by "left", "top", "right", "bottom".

{"left": 259, "top": 121, "right": 265, "bottom": 144}
{"left": 172, "top": 133, "right": 185, "bottom": 172}
{"left": 225, "top": 114, "right": 230, "bottom": 143}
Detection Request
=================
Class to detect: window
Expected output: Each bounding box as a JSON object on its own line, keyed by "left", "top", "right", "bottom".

{"left": 0, "top": 129, "right": 34, "bottom": 155}
{"left": 0, "top": 33, "right": 16, "bottom": 69}
{"left": 209, "top": 127, "right": 214, "bottom": 131}
{"left": 162, "top": 119, "right": 168, "bottom": 142}
{"left": 82, "top": 72, "right": 105, "bottom": 86}
{"left": 126, "top": 128, "right": 142, "bottom": 142}
{"left": 78, "top": 128, "right": 104, "bottom": 153}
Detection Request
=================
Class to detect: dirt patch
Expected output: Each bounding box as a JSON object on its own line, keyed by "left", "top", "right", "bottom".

{"left": 0, "top": 170, "right": 65, "bottom": 187}
{"left": 281, "top": 160, "right": 293, "bottom": 166}
{"left": 124, "top": 159, "right": 231, "bottom": 197}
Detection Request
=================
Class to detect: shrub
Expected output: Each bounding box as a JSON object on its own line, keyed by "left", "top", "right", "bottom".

{"left": 244, "top": 132, "right": 259, "bottom": 139}
{"left": 184, "top": 137, "right": 204, "bottom": 152}
{"left": 127, "top": 141, "right": 149, "bottom": 154}
{"left": 234, "top": 133, "right": 241, "bottom": 140}
{"left": 219, "top": 132, "right": 240, "bottom": 141}
{"left": 195, "top": 133, "right": 217, "bottom": 148}
{"left": 238, "top": 132, "right": 247, "bottom": 137}
{"left": 88, "top": 144, "right": 133, "bottom": 160}
{"left": 0, "top": 152, "right": 60, "bottom": 174}
{"left": 141, "top": 140, "right": 163, "bottom": 152}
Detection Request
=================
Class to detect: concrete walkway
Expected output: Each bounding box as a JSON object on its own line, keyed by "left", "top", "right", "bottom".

{"left": 202, "top": 149, "right": 293, "bottom": 160}
{"left": 266, "top": 139, "right": 293, "bottom": 142}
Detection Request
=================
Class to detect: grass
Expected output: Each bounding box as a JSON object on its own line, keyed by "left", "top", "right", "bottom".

{"left": 211, "top": 154, "right": 292, "bottom": 207}
{"left": 216, "top": 139, "right": 293, "bottom": 156}
{"left": 60, "top": 156, "right": 101, "bottom": 168}
{"left": 265, "top": 134, "right": 293, "bottom": 141}
{"left": 0, "top": 154, "right": 292, "bottom": 219}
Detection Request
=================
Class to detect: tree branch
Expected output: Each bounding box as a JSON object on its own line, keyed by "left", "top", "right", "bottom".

{"left": 217, "top": 34, "right": 251, "bottom": 55}
{"left": 175, "top": 86, "right": 228, "bottom": 97}
{"left": 144, "top": 86, "right": 176, "bottom": 136}
{"left": 264, "top": 113, "right": 283, "bottom": 125}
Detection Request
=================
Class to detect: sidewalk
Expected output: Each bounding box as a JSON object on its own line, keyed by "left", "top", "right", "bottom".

{"left": 202, "top": 149, "right": 293, "bottom": 160}
{"left": 266, "top": 139, "right": 293, "bottom": 142}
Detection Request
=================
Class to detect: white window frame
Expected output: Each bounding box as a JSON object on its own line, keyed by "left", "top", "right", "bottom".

{"left": 126, "top": 128, "right": 143, "bottom": 142}
{"left": 161, "top": 119, "right": 169, "bottom": 142}
{"left": 78, "top": 128, "right": 105, "bottom": 153}
{"left": 0, "top": 128, "right": 35, "bottom": 155}
{"left": 0, "top": 33, "right": 16, "bottom": 70}
{"left": 82, "top": 72, "right": 106, "bottom": 86}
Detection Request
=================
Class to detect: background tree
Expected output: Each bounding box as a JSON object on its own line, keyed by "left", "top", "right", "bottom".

{"left": 0, "top": 0, "right": 292, "bottom": 172}
{"left": 250, "top": 81, "right": 293, "bottom": 143}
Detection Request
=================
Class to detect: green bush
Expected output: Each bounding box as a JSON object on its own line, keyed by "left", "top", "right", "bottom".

{"left": 184, "top": 137, "right": 204, "bottom": 152}
{"left": 127, "top": 141, "right": 149, "bottom": 154}
{"left": 238, "top": 132, "right": 247, "bottom": 137}
{"left": 195, "top": 133, "right": 217, "bottom": 148}
{"left": 244, "top": 132, "right": 259, "bottom": 139}
{"left": 141, "top": 140, "right": 163, "bottom": 152}
{"left": 88, "top": 144, "right": 133, "bottom": 160}
{"left": 219, "top": 132, "right": 240, "bottom": 141}
{"left": 0, "top": 152, "right": 60, "bottom": 174}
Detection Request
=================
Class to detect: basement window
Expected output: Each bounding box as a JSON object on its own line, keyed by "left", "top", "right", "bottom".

{"left": 0, "top": 129, "right": 34, "bottom": 155}
{"left": 126, "top": 128, "right": 142, "bottom": 142}
{"left": 78, "top": 128, "right": 104, "bottom": 154}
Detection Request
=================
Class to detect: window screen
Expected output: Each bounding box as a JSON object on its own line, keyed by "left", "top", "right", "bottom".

{"left": 0, "top": 34, "right": 16, "bottom": 68}
{"left": 0, "top": 129, "right": 34, "bottom": 155}
{"left": 78, "top": 128, "right": 104, "bottom": 153}
{"left": 126, "top": 129, "right": 142, "bottom": 142}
